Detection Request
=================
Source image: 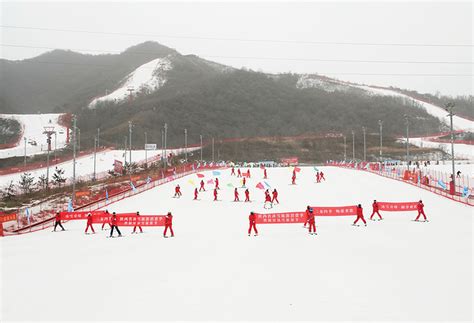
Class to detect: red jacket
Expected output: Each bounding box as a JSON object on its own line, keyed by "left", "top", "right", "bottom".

{"left": 87, "top": 215, "right": 93, "bottom": 225}
{"left": 165, "top": 215, "right": 173, "bottom": 225}
{"left": 272, "top": 191, "right": 278, "bottom": 198}
{"left": 175, "top": 186, "right": 180, "bottom": 193}
{"left": 245, "top": 190, "right": 250, "bottom": 198}
{"left": 265, "top": 194, "right": 271, "bottom": 202}
{"left": 234, "top": 190, "right": 239, "bottom": 198}
{"left": 308, "top": 212, "right": 315, "bottom": 224}
{"left": 249, "top": 213, "right": 256, "bottom": 224}
{"left": 243, "top": 177, "right": 246, "bottom": 185}
{"left": 356, "top": 207, "right": 364, "bottom": 217}
{"left": 55, "top": 213, "right": 61, "bottom": 221}
{"left": 417, "top": 202, "right": 424, "bottom": 211}
{"left": 214, "top": 189, "right": 218, "bottom": 197}
{"left": 200, "top": 180, "right": 205, "bottom": 187}
{"left": 372, "top": 202, "right": 379, "bottom": 211}
{"left": 111, "top": 216, "right": 117, "bottom": 226}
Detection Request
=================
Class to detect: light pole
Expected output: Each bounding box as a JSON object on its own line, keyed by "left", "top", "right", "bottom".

{"left": 184, "top": 128, "right": 188, "bottom": 162}
{"left": 161, "top": 128, "right": 164, "bottom": 163}
{"left": 78, "top": 128, "right": 81, "bottom": 153}
{"left": 445, "top": 102, "right": 456, "bottom": 191}
{"left": 123, "top": 136, "right": 127, "bottom": 165}
{"left": 362, "top": 127, "right": 367, "bottom": 161}
{"left": 351, "top": 130, "right": 355, "bottom": 160}
{"left": 97, "top": 128, "right": 100, "bottom": 149}
{"left": 23, "top": 137, "right": 27, "bottom": 167}
{"left": 164, "top": 123, "right": 168, "bottom": 169}
{"left": 343, "top": 135, "right": 347, "bottom": 162}
{"left": 144, "top": 131, "right": 148, "bottom": 168}
{"left": 93, "top": 135, "right": 97, "bottom": 181}
{"left": 43, "top": 126, "right": 55, "bottom": 190}
{"left": 378, "top": 120, "right": 383, "bottom": 159}
{"left": 72, "top": 115, "right": 77, "bottom": 204}
{"left": 128, "top": 121, "right": 132, "bottom": 165}
{"left": 200, "top": 135, "right": 203, "bottom": 162}
{"left": 404, "top": 115, "right": 409, "bottom": 169}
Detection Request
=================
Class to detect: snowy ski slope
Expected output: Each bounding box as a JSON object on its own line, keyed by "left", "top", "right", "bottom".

{"left": 2, "top": 166, "right": 472, "bottom": 321}
{"left": 0, "top": 113, "right": 68, "bottom": 159}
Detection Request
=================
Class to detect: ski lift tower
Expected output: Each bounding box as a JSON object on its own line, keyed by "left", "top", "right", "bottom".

{"left": 43, "top": 125, "right": 56, "bottom": 189}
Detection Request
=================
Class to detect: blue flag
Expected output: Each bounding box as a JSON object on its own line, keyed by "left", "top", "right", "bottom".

{"left": 146, "top": 176, "right": 151, "bottom": 184}
{"left": 313, "top": 167, "right": 319, "bottom": 172}
{"left": 264, "top": 181, "right": 271, "bottom": 189}
{"left": 212, "top": 170, "right": 221, "bottom": 176}
{"left": 462, "top": 187, "right": 469, "bottom": 198}
{"left": 437, "top": 179, "right": 447, "bottom": 190}
{"left": 105, "top": 189, "right": 109, "bottom": 201}
{"left": 67, "top": 199, "right": 74, "bottom": 212}
{"left": 25, "top": 208, "right": 30, "bottom": 225}
{"left": 130, "top": 181, "right": 137, "bottom": 193}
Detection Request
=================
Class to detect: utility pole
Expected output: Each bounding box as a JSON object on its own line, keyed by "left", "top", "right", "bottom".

{"left": 144, "top": 131, "right": 148, "bottom": 168}
{"left": 72, "top": 115, "right": 77, "bottom": 204}
{"left": 97, "top": 128, "right": 100, "bottom": 149}
{"left": 161, "top": 128, "right": 164, "bottom": 163}
{"left": 362, "top": 127, "right": 367, "bottom": 161}
{"left": 43, "top": 126, "right": 55, "bottom": 190}
{"left": 378, "top": 120, "right": 383, "bottom": 160}
{"left": 404, "top": 115, "right": 409, "bottom": 169}
{"left": 77, "top": 128, "right": 81, "bottom": 153}
{"left": 343, "top": 135, "right": 347, "bottom": 162}
{"left": 54, "top": 132, "right": 57, "bottom": 161}
{"left": 445, "top": 102, "right": 456, "bottom": 191}
{"left": 123, "top": 136, "right": 127, "bottom": 165}
{"left": 212, "top": 137, "right": 215, "bottom": 162}
{"left": 164, "top": 123, "right": 168, "bottom": 169}
{"left": 184, "top": 128, "right": 188, "bottom": 162}
{"left": 351, "top": 130, "right": 355, "bottom": 160}
{"left": 128, "top": 121, "right": 132, "bottom": 166}
{"left": 200, "top": 135, "right": 203, "bottom": 162}
{"left": 24, "top": 137, "right": 27, "bottom": 167}
{"left": 93, "top": 135, "right": 97, "bottom": 181}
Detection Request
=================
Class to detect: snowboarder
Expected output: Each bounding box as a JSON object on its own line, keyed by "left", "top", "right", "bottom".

{"left": 307, "top": 207, "right": 317, "bottom": 235}
{"left": 353, "top": 204, "right": 367, "bottom": 226}
{"left": 237, "top": 169, "right": 242, "bottom": 177}
{"left": 370, "top": 200, "right": 383, "bottom": 220}
{"left": 234, "top": 188, "right": 240, "bottom": 202}
{"left": 242, "top": 177, "right": 246, "bottom": 188}
{"left": 320, "top": 171, "right": 326, "bottom": 181}
{"left": 244, "top": 188, "right": 250, "bottom": 202}
{"left": 174, "top": 185, "right": 182, "bottom": 198}
{"left": 163, "top": 212, "right": 174, "bottom": 238}
{"left": 248, "top": 211, "right": 258, "bottom": 236}
{"left": 263, "top": 168, "right": 268, "bottom": 179}
{"left": 53, "top": 211, "right": 65, "bottom": 231}
{"left": 272, "top": 189, "right": 279, "bottom": 204}
{"left": 414, "top": 200, "right": 428, "bottom": 221}
{"left": 194, "top": 187, "right": 199, "bottom": 200}
{"left": 215, "top": 178, "right": 220, "bottom": 190}
{"left": 85, "top": 213, "right": 95, "bottom": 234}
{"left": 110, "top": 212, "right": 122, "bottom": 237}
{"left": 101, "top": 209, "right": 111, "bottom": 230}
{"left": 231, "top": 167, "right": 235, "bottom": 176}
{"left": 132, "top": 211, "right": 143, "bottom": 233}
{"left": 199, "top": 180, "right": 205, "bottom": 192}
{"left": 213, "top": 188, "right": 218, "bottom": 201}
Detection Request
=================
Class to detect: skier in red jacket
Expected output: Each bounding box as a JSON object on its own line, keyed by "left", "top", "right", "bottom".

{"left": 213, "top": 188, "right": 218, "bottom": 201}
{"left": 101, "top": 209, "right": 111, "bottom": 230}
{"left": 53, "top": 211, "right": 65, "bottom": 231}
{"left": 85, "top": 213, "right": 95, "bottom": 234}
{"left": 237, "top": 169, "right": 242, "bottom": 177}
{"left": 174, "top": 185, "right": 182, "bottom": 198}
{"left": 320, "top": 171, "right": 326, "bottom": 181}
{"left": 163, "top": 212, "right": 174, "bottom": 238}
{"left": 231, "top": 167, "right": 235, "bottom": 176}
{"left": 272, "top": 189, "right": 279, "bottom": 204}
{"left": 307, "top": 208, "right": 317, "bottom": 235}
{"left": 292, "top": 173, "right": 296, "bottom": 185}
{"left": 304, "top": 205, "right": 310, "bottom": 227}
{"left": 263, "top": 168, "right": 268, "bottom": 179}
{"left": 110, "top": 212, "right": 122, "bottom": 237}
{"left": 414, "top": 200, "right": 428, "bottom": 221}
{"left": 316, "top": 172, "right": 321, "bottom": 183}
{"left": 248, "top": 211, "right": 258, "bottom": 236}
{"left": 370, "top": 200, "right": 383, "bottom": 220}
{"left": 242, "top": 177, "right": 246, "bottom": 188}
{"left": 264, "top": 190, "right": 272, "bottom": 209}
{"left": 199, "top": 180, "right": 205, "bottom": 192}
{"left": 244, "top": 189, "right": 250, "bottom": 202}
{"left": 215, "top": 178, "right": 220, "bottom": 190}
{"left": 132, "top": 211, "right": 143, "bottom": 233}
{"left": 194, "top": 188, "right": 199, "bottom": 200}
{"left": 353, "top": 204, "right": 367, "bottom": 226}
{"left": 247, "top": 169, "right": 251, "bottom": 178}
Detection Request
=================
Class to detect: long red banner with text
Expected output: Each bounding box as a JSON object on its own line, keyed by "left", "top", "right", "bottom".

{"left": 60, "top": 211, "right": 166, "bottom": 226}
{"left": 60, "top": 211, "right": 106, "bottom": 221}
{"left": 378, "top": 202, "right": 418, "bottom": 212}
{"left": 254, "top": 212, "right": 306, "bottom": 224}
{"left": 0, "top": 213, "right": 17, "bottom": 223}
{"left": 311, "top": 206, "right": 358, "bottom": 216}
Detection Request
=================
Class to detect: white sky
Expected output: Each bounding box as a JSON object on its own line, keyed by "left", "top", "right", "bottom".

{"left": 1, "top": 0, "right": 472, "bottom": 96}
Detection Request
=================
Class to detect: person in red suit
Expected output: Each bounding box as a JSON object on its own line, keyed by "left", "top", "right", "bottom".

{"left": 110, "top": 212, "right": 122, "bottom": 237}
{"left": 85, "top": 212, "right": 95, "bottom": 234}
{"left": 194, "top": 188, "right": 198, "bottom": 200}
{"left": 237, "top": 169, "right": 242, "bottom": 177}
{"left": 53, "top": 211, "right": 65, "bottom": 231}
{"left": 248, "top": 211, "right": 258, "bottom": 236}
{"left": 199, "top": 180, "right": 205, "bottom": 191}
{"left": 242, "top": 177, "right": 246, "bottom": 188}
{"left": 353, "top": 204, "right": 367, "bottom": 226}
{"left": 307, "top": 208, "right": 317, "bottom": 235}
{"left": 174, "top": 185, "right": 182, "bottom": 197}
{"left": 265, "top": 191, "right": 272, "bottom": 203}
{"left": 292, "top": 173, "right": 296, "bottom": 185}
{"left": 163, "top": 212, "right": 174, "bottom": 238}
{"left": 370, "top": 200, "right": 383, "bottom": 220}
{"left": 101, "top": 209, "right": 111, "bottom": 230}
{"left": 272, "top": 189, "right": 279, "bottom": 204}
{"left": 304, "top": 205, "right": 310, "bottom": 227}
{"left": 263, "top": 168, "right": 268, "bottom": 179}
{"left": 415, "top": 200, "right": 428, "bottom": 221}
{"left": 320, "top": 171, "right": 326, "bottom": 181}
{"left": 245, "top": 188, "right": 250, "bottom": 202}
{"left": 215, "top": 178, "right": 220, "bottom": 190}
{"left": 213, "top": 188, "right": 218, "bottom": 201}
{"left": 234, "top": 188, "right": 240, "bottom": 202}
{"left": 132, "top": 211, "right": 143, "bottom": 233}
{"left": 231, "top": 167, "right": 235, "bottom": 175}
{"left": 247, "top": 169, "right": 251, "bottom": 178}
{"left": 316, "top": 172, "right": 321, "bottom": 183}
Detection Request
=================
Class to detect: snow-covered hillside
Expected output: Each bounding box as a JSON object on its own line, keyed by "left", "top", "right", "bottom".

{"left": 88, "top": 57, "right": 172, "bottom": 107}
{"left": 2, "top": 166, "right": 472, "bottom": 321}
{"left": 0, "top": 113, "right": 68, "bottom": 159}
{"left": 407, "top": 137, "right": 474, "bottom": 160}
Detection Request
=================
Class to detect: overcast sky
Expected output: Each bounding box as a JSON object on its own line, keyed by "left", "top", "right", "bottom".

{"left": 1, "top": 1, "right": 472, "bottom": 96}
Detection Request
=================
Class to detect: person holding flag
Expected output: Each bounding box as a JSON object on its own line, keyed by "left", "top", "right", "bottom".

{"left": 316, "top": 172, "right": 321, "bottom": 183}
{"left": 234, "top": 188, "right": 240, "bottom": 202}
{"left": 370, "top": 200, "right": 383, "bottom": 221}
{"left": 263, "top": 168, "right": 268, "bottom": 179}
{"left": 353, "top": 204, "right": 367, "bottom": 226}
{"left": 85, "top": 213, "right": 95, "bottom": 234}
{"left": 320, "top": 171, "right": 326, "bottom": 181}
{"left": 245, "top": 188, "right": 250, "bottom": 202}
{"left": 163, "top": 212, "right": 174, "bottom": 238}
{"left": 110, "top": 212, "right": 122, "bottom": 237}
{"left": 53, "top": 211, "right": 65, "bottom": 232}
{"left": 292, "top": 172, "right": 296, "bottom": 185}
{"left": 414, "top": 200, "right": 428, "bottom": 222}
{"left": 132, "top": 211, "right": 143, "bottom": 234}
{"left": 307, "top": 208, "right": 317, "bottom": 235}
{"left": 199, "top": 180, "right": 206, "bottom": 192}
{"left": 174, "top": 184, "right": 182, "bottom": 198}
{"left": 248, "top": 211, "right": 258, "bottom": 236}
{"left": 272, "top": 189, "right": 279, "bottom": 204}
{"left": 215, "top": 178, "right": 220, "bottom": 190}
{"left": 194, "top": 187, "right": 199, "bottom": 200}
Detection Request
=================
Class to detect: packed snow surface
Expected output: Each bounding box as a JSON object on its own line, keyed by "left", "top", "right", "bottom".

{"left": 0, "top": 113, "right": 68, "bottom": 159}
{"left": 89, "top": 57, "right": 172, "bottom": 107}
{"left": 2, "top": 166, "right": 472, "bottom": 321}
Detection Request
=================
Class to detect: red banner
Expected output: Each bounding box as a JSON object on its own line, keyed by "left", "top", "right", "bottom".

{"left": 60, "top": 211, "right": 106, "bottom": 221}
{"left": 75, "top": 191, "right": 90, "bottom": 197}
{"left": 311, "top": 206, "right": 358, "bottom": 216}
{"left": 378, "top": 202, "right": 418, "bottom": 212}
{"left": 113, "top": 214, "right": 166, "bottom": 226}
{"left": 281, "top": 157, "right": 298, "bottom": 165}
{"left": 254, "top": 212, "right": 306, "bottom": 224}
{"left": 0, "top": 213, "right": 17, "bottom": 223}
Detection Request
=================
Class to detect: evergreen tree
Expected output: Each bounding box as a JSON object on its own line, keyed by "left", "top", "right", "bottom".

{"left": 18, "top": 172, "right": 34, "bottom": 194}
